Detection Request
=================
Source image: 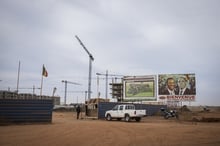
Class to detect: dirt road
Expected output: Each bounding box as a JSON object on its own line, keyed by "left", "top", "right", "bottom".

{"left": 0, "top": 112, "right": 220, "bottom": 146}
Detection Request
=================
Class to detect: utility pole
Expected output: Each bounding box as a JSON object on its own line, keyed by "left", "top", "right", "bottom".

{"left": 68, "top": 90, "right": 88, "bottom": 103}
{"left": 62, "top": 80, "right": 81, "bottom": 105}
{"left": 85, "top": 91, "right": 87, "bottom": 102}
{"left": 75, "top": 35, "right": 94, "bottom": 100}
{"left": 96, "top": 71, "right": 123, "bottom": 99}
{"left": 105, "top": 70, "right": 108, "bottom": 99}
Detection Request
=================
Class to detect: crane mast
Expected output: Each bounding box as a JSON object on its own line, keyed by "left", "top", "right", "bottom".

{"left": 75, "top": 35, "right": 94, "bottom": 100}
{"left": 62, "top": 80, "right": 81, "bottom": 105}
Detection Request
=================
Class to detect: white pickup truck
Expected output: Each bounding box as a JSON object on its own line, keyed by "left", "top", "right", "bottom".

{"left": 105, "top": 104, "right": 146, "bottom": 122}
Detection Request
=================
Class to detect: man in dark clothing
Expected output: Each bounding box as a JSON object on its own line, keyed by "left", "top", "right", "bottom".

{"left": 177, "top": 76, "right": 191, "bottom": 95}
{"left": 76, "top": 105, "right": 81, "bottom": 119}
{"left": 160, "top": 77, "right": 178, "bottom": 95}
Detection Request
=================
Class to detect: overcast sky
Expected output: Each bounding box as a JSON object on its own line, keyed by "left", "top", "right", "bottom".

{"left": 0, "top": 0, "right": 219, "bottom": 105}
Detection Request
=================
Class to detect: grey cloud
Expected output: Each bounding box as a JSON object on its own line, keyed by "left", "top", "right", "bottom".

{"left": 0, "top": 0, "right": 219, "bottom": 105}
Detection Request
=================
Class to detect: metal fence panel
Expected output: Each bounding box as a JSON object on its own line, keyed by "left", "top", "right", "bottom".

{"left": 98, "top": 102, "right": 167, "bottom": 119}
{"left": 0, "top": 99, "right": 53, "bottom": 124}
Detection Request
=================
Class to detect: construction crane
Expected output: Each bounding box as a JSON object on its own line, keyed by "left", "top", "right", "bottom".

{"left": 96, "top": 70, "right": 124, "bottom": 99}
{"left": 61, "top": 80, "right": 81, "bottom": 105}
{"left": 52, "top": 87, "right": 57, "bottom": 97}
{"left": 75, "top": 35, "right": 94, "bottom": 100}
{"left": 68, "top": 90, "right": 88, "bottom": 103}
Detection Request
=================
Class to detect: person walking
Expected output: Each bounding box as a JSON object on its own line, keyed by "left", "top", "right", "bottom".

{"left": 76, "top": 105, "right": 81, "bottom": 120}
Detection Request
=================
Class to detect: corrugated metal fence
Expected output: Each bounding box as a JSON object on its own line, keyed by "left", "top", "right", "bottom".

{"left": 0, "top": 99, "right": 53, "bottom": 124}
{"left": 98, "top": 102, "right": 167, "bottom": 119}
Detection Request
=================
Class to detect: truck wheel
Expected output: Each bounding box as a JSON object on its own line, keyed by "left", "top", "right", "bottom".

{"left": 106, "top": 114, "right": 112, "bottom": 121}
{"left": 125, "top": 114, "right": 130, "bottom": 122}
{"left": 135, "top": 117, "right": 141, "bottom": 122}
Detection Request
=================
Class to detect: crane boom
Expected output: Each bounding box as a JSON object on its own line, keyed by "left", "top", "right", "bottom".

{"left": 62, "top": 80, "right": 81, "bottom": 85}
{"left": 75, "top": 35, "right": 94, "bottom": 100}
{"left": 75, "top": 35, "right": 94, "bottom": 60}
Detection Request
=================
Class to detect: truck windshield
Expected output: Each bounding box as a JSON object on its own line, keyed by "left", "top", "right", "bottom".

{"left": 112, "top": 105, "right": 118, "bottom": 110}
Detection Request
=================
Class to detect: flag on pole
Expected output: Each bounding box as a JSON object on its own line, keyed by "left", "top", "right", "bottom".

{"left": 42, "top": 65, "right": 48, "bottom": 77}
{"left": 40, "top": 64, "right": 48, "bottom": 96}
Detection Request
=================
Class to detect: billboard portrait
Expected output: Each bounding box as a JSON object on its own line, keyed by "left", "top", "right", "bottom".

{"left": 123, "top": 75, "right": 156, "bottom": 101}
{"left": 158, "top": 74, "right": 196, "bottom": 101}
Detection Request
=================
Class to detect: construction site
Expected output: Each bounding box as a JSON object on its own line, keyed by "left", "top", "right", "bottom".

{"left": 1, "top": 105, "right": 220, "bottom": 146}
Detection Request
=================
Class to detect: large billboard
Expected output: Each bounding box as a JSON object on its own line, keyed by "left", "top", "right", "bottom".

{"left": 158, "top": 74, "right": 196, "bottom": 101}
{"left": 123, "top": 75, "right": 157, "bottom": 101}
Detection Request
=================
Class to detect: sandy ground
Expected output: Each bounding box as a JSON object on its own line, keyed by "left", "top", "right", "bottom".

{"left": 0, "top": 112, "right": 220, "bottom": 146}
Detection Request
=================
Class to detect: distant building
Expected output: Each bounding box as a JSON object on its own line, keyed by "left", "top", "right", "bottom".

{"left": 110, "top": 83, "right": 123, "bottom": 102}
{"left": 0, "top": 90, "right": 18, "bottom": 99}
{"left": 0, "top": 90, "right": 60, "bottom": 105}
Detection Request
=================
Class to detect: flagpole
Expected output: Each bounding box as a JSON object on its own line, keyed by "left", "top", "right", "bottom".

{"left": 40, "top": 73, "right": 43, "bottom": 97}
{"left": 40, "top": 64, "right": 44, "bottom": 97}
{"left": 16, "top": 60, "right": 21, "bottom": 94}
{"left": 40, "top": 64, "right": 48, "bottom": 97}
